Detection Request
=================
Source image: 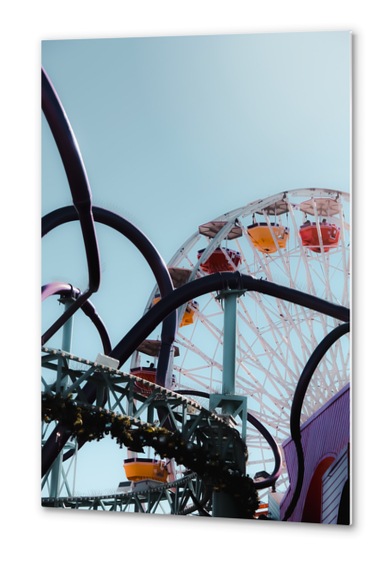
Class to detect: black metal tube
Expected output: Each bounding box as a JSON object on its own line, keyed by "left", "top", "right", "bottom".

{"left": 42, "top": 205, "right": 177, "bottom": 377}
{"left": 41, "top": 282, "right": 112, "bottom": 355}
{"left": 41, "top": 67, "right": 101, "bottom": 343}
{"left": 110, "top": 271, "right": 350, "bottom": 366}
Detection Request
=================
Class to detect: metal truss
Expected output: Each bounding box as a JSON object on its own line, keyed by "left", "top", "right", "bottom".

{"left": 42, "top": 472, "right": 209, "bottom": 515}
{"left": 41, "top": 347, "right": 247, "bottom": 512}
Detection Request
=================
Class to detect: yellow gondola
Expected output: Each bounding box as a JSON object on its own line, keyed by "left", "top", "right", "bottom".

{"left": 180, "top": 301, "right": 199, "bottom": 327}
{"left": 123, "top": 458, "right": 169, "bottom": 483}
{"left": 247, "top": 222, "right": 289, "bottom": 254}
{"left": 153, "top": 296, "right": 199, "bottom": 327}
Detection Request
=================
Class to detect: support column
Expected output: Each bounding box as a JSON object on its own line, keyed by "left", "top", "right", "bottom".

{"left": 49, "top": 297, "right": 75, "bottom": 500}
{"left": 221, "top": 290, "right": 239, "bottom": 414}
{"left": 212, "top": 289, "right": 246, "bottom": 518}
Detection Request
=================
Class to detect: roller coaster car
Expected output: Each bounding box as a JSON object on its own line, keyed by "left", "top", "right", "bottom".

{"left": 153, "top": 296, "right": 199, "bottom": 327}
{"left": 197, "top": 247, "right": 242, "bottom": 274}
{"left": 247, "top": 222, "right": 289, "bottom": 254}
{"left": 299, "top": 221, "right": 340, "bottom": 253}
{"left": 123, "top": 458, "right": 169, "bottom": 484}
{"left": 130, "top": 367, "right": 156, "bottom": 396}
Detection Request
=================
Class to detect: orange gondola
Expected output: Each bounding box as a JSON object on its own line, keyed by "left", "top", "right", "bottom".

{"left": 180, "top": 301, "right": 199, "bottom": 327}
{"left": 247, "top": 222, "right": 289, "bottom": 254}
{"left": 299, "top": 221, "right": 340, "bottom": 253}
{"left": 123, "top": 458, "right": 169, "bottom": 484}
{"left": 153, "top": 295, "right": 199, "bottom": 327}
{"left": 197, "top": 247, "right": 241, "bottom": 274}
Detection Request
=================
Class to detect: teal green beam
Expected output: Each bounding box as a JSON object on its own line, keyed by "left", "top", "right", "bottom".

{"left": 49, "top": 298, "right": 74, "bottom": 499}
{"left": 221, "top": 290, "right": 239, "bottom": 413}
{"left": 212, "top": 289, "right": 245, "bottom": 518}
{"left": 60, "top": 298, "right": 74, "bottom": 391}
{"left": 61, "top": 299, "right": 74, "bottom": 357}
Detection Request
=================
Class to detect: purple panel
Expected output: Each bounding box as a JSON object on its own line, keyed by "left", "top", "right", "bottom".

{"left": 280, "top": 383, "right": 350, "bottom": 522}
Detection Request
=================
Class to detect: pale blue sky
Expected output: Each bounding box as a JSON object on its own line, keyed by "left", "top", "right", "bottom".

{"left": 41, "top": 31, "right": 351, "bottom": 495}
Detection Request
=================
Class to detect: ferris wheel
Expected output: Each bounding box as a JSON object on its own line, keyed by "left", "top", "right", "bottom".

{"left": 135, "top": 188, "right": 350, "bottom": 492}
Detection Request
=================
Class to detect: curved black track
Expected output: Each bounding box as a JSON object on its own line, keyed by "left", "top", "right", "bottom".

{"left": 42, "top": 282, "right": 112, "bottom": 355}
{"left": 42, "top": 68, "right": 101, "bottom": 343}
{"left": 107, "top": 270, "right": 349, "bottom": 368}
{"left": 42, "top": 205, "right": 177, "bottom": 384}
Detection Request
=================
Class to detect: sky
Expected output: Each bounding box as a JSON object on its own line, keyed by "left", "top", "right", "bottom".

{"left": 41, "top": 30, "right": 351, "bottom": 496}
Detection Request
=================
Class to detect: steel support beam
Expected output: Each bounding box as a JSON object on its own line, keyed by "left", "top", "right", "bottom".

{"left": 49, "top": 298, "right": 75, "bottom": 499}
{"left": 212, "top": 288, "right": 247, "bottom": 518}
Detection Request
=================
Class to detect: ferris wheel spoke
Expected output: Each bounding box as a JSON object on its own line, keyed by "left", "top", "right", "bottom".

{"left": 291, "top": 291, "right": 342, "bottom": 390}
{"left": 315, "top": 315, "right": 343, "bottom": 386}
{"left": 259, "top": 405, "right": 290, "bottom": 433}
{"left": 243, "top": 292, "right": 300, "bottom": 370}
{"left": 237, "top": 307, "right": 299, "bottom": 385}
{"left": 175, "top": 367, "right": 220, "bottom": 391}
{"left": 328, "top": 257, "right": 348, "bottom": 304}
{"left": 194, "top": 308, "right": 223, "bottom": 340}
{"left": 248, "top": 403, "right": 290, "bottom": 429}
{"left": 276, "top": 302, "right": 317, "bottom": 367}
{"left": 339, "top": 199, "right": 350, "bottom": 306}
{"left": 235, "top": 235, "right": 254, "bottom": 276}
{"left": 307, "top": 255, "right": 341, "bottom": 303}
{"left": 235, "top": 338, "right": 295, "bottom": 403}
{"left": 237, "top": 330, "right": 294, "bottom": 385}
{"left": 293, "top": 251, "right": 304, "bottom": 286}
{"left": 235, "top": 362, "right": 293, "bottom": 408}
{"left": 176, "top": 334, "right": 223, "bottom": 372}
{"left": 179, "top": 308, "right": 224, "bottom": 388}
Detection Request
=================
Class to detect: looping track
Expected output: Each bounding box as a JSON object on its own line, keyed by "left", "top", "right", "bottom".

{"left": 41, "top": 346, "right": 279, "bottom": 516}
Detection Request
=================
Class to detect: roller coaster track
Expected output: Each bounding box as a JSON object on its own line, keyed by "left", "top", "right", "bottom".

{"left": 41, "top": 347, "right": 257, "bottom": 516}
{"left": 42, "top": 471, "right": 205, "bottom": 514}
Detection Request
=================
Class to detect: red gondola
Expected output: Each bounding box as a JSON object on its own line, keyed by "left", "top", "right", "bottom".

{"left": 197, "top": 247, "right": 241, "bottom": 274}
{"left": 299, "top": 221, "right": 340, "bottom": 253}
{"left": 130, "top": 366, "right": 156, "bottom": 396}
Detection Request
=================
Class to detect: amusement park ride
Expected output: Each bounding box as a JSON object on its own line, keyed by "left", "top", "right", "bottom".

{"left": 41, "top": 67, "right": 350, "bottom": 521}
